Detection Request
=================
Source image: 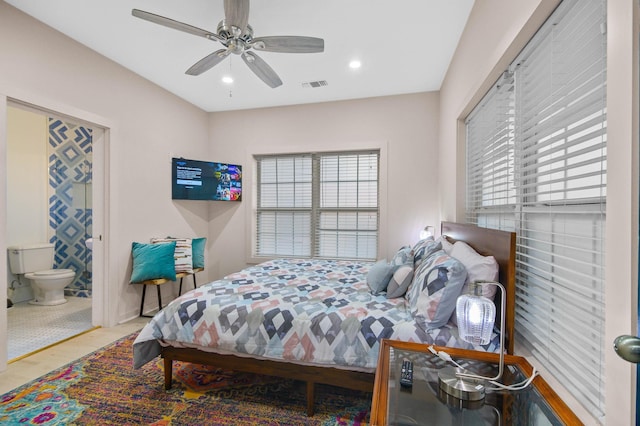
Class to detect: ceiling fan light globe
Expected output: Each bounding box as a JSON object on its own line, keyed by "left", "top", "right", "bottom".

{"left": 231, "top": 26, "right": 243, "bottom": 38}
{"left": 228, "top": 40, "right": 244, "bottom": 55}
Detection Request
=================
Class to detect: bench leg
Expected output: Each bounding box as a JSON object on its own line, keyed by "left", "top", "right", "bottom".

{"left": 139, "top": 285, "right": 147, "bottom": 317}
{"left": 178, "top": 277, "right": 184, "bottom": 295}
{"left": 193, "top": 274, "right": 197, "bottom": 290}
{"left": 156, "top": 285, "right": 162, "bottom": 313}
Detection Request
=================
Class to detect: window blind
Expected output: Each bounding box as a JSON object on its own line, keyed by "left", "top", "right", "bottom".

{"left": 465, "top": 0, "right": 607, "bottom": 420}
{"left": 256, "top": 151, "right": 379, "bottom": 260}
{"left": 256, "top": 155, "right": 313, "bottom": 257}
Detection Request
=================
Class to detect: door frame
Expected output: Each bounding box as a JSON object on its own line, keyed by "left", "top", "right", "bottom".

{"left": 0, "top": 90, "right": 117, "bottom": 372}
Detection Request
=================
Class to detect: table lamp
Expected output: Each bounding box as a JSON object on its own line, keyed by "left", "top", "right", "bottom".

{"left": 419, "top": 225, "right": 435, "bottom": 240}
{"left": 438, "top": 281, "right": 505, "bottom": 401}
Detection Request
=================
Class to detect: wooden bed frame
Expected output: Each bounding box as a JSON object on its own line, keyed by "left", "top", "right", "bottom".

{"left": 160, "top": 222, "right": 516, "bottom": 416}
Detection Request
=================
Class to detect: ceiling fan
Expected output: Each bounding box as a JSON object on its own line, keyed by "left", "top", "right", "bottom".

{"left": 132, "top": 0, "right": 324, "bottom": 88}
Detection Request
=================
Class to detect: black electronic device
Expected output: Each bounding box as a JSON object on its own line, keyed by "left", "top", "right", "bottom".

{"left": 400, "top": 359, "right": 413, "bottom": 388}
{"left": 171, "top": 157, "right": 242, "bottom": 201}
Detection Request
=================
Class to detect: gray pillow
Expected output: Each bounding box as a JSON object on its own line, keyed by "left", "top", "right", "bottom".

{"left": 366, "top": 260, "right": 396, "bottom": 294}
{"left": 386, "top": 265, "right": 414, "bottom": 298}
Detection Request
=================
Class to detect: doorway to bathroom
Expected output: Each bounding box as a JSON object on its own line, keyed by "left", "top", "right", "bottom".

{"left": 6, "top": 103, "right": 96, "bottom": 360}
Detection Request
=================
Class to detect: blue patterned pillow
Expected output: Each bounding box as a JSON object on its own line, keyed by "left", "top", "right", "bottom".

{"left": 412, "top": 237, "right": 442, "bottom": 268}
{"left": 130, "top": 241, "right": 177, "bottom": 283}
{"left": 407, "top": 249, "right": 467, "bottom": 328}
{"left": 391, "top": 246, "right": 413, "bottom": 266}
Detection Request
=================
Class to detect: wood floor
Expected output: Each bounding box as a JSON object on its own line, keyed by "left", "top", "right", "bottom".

{"left": 0, "top": 317, "right": 149, "bottom": 395}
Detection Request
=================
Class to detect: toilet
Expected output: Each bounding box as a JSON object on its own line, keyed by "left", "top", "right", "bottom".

{"left": 7, "top": 243, "right": 76, "bottom": 306}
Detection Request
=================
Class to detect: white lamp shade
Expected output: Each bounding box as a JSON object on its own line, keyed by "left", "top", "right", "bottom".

{"left": 456, "top": 293, "right": 496, "bottom": 345}
{"left": 440, "top": 281, "right": 505, "bottom": 401}
{"left": 419, "top": 226, "right": 435, "bottom": 240}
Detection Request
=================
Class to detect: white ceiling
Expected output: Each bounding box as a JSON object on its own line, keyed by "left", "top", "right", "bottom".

{"left": 5, "top": 0, "right": 474, "bottom": 112}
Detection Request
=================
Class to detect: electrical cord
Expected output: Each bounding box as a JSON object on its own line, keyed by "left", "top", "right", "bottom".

{"left": 485, "top": 368, "right": 538, "bottom": 391}
{"left": 429, "top": 345, "right": 465, "bottom": 369}
{"left": 428, "top": 345, "right": 538, "bottom": 392}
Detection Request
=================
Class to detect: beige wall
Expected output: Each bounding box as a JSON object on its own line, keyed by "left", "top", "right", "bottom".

{"left": 207, "top": 93, "right": 441, "bottom": 278}
{"left": 0, "top": 1, "right": 211, "bottom": 368}
{"left": 0, "top": 2, "right": 441, "bottom": 371}
{"left": 439, "top": 0, "right": 639, "bottom": 424}
{"left": 6, "top": 107, "right": 48, "bottom": 247}
{"left": 5, "top": 107, "right": 48, "bottom": 303}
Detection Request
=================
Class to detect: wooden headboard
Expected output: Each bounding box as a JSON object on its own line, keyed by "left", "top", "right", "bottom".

{"left": 441, "top": 221, "right": 517, "bottom": 354}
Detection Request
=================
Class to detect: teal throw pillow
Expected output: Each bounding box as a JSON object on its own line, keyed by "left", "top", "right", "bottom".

{"left": 192, "top": 237, "right": 206, "bottom": 269}
{"left": 130, "top": 241, "right": 177, "bottom": 283}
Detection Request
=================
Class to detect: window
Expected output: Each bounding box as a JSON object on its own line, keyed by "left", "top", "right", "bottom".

{"left": 465, "top": 0, "right": 606, "bottom": 420}
{"left": 256, "top": 151, "right": 379, "bottom": 260}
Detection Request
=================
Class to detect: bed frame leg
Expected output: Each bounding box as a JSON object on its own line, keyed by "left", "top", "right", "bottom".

{"left": 164, "top": 356, "right": 173, "bottom": 390}
{"left": 306, "top": 381, "right": 315, "bottom": 416}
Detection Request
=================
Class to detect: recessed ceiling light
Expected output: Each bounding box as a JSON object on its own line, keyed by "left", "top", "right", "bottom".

{"left": 349, "top": 60, "right": 362, "bottom": 69}
{"left": 222, "top": 76, "right": 234, "bottom": 84}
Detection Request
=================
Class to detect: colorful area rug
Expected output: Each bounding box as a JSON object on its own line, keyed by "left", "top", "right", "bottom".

{"left": 0, "top": 333, "right": 371, "bottom": 425}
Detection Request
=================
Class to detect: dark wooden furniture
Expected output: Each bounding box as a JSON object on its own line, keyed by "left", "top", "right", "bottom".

{"left": 371, "top": 339, "right": 582, "bottom": 425}
{"left": 441, "top": 221, "right": 517, "bottom": 354}
{"left": 136, "top": 267, "right": 204, "bottom": 318}
{"left": 159, "top": 222, "right": 517, "bottom": 416}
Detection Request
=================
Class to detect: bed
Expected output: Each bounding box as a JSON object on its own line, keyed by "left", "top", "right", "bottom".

{"left": 133, "top": 222, "right": 516, "bottom": 415}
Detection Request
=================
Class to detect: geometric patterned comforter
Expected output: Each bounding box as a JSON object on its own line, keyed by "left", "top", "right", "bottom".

{"left": 133, "top": 258, "right": 496, "bottom": 370}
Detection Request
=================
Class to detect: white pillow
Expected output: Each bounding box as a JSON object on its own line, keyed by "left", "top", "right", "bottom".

{"left": 437, "top": 236, "right": 454, "bottom": 255}
{"left": 450, "top": 241, "right": 499, "bottom": 300}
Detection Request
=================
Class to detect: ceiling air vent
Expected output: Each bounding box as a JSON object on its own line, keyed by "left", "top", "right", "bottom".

{"left": 302, "top": 80, "right": 328, "bottom": 88}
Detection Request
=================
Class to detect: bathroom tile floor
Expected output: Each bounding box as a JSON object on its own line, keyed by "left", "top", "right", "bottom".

{"left": 0, "top": 316, "right": 149, "bottom": 395}
{"left": 7, "top": 296, "right": 93, "bottom": 360}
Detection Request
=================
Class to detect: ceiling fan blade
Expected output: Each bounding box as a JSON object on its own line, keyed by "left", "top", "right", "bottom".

{"left": 252, "top": 36, "right": 324, "bottom": 53}
{"left": 132, "top": 9, "right": 222, "bottom": 42}
{"left": 223, "top": 0, "right": 250, "bottom": 36}
{"left": 241, "top": 51, "right": 282, "bottom": 88}
{"left": 186, "top": 49, "right": 230, "bottom": 76}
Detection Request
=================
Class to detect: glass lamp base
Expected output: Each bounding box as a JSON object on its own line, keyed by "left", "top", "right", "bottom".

{"left": 438, "top": 366, "right": 486, "bottom": 401}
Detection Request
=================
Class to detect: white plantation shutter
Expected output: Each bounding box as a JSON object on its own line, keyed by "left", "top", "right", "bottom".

{"left": 465, "top": 0, "right": 607, "bottom": 420}
{"left": 256, "top": 151, "right": 379, "bottom": 260}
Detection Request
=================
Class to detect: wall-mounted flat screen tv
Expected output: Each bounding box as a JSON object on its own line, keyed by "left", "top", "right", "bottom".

{"left": 172, "top": 157, "right": 242, "bottom": 201}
